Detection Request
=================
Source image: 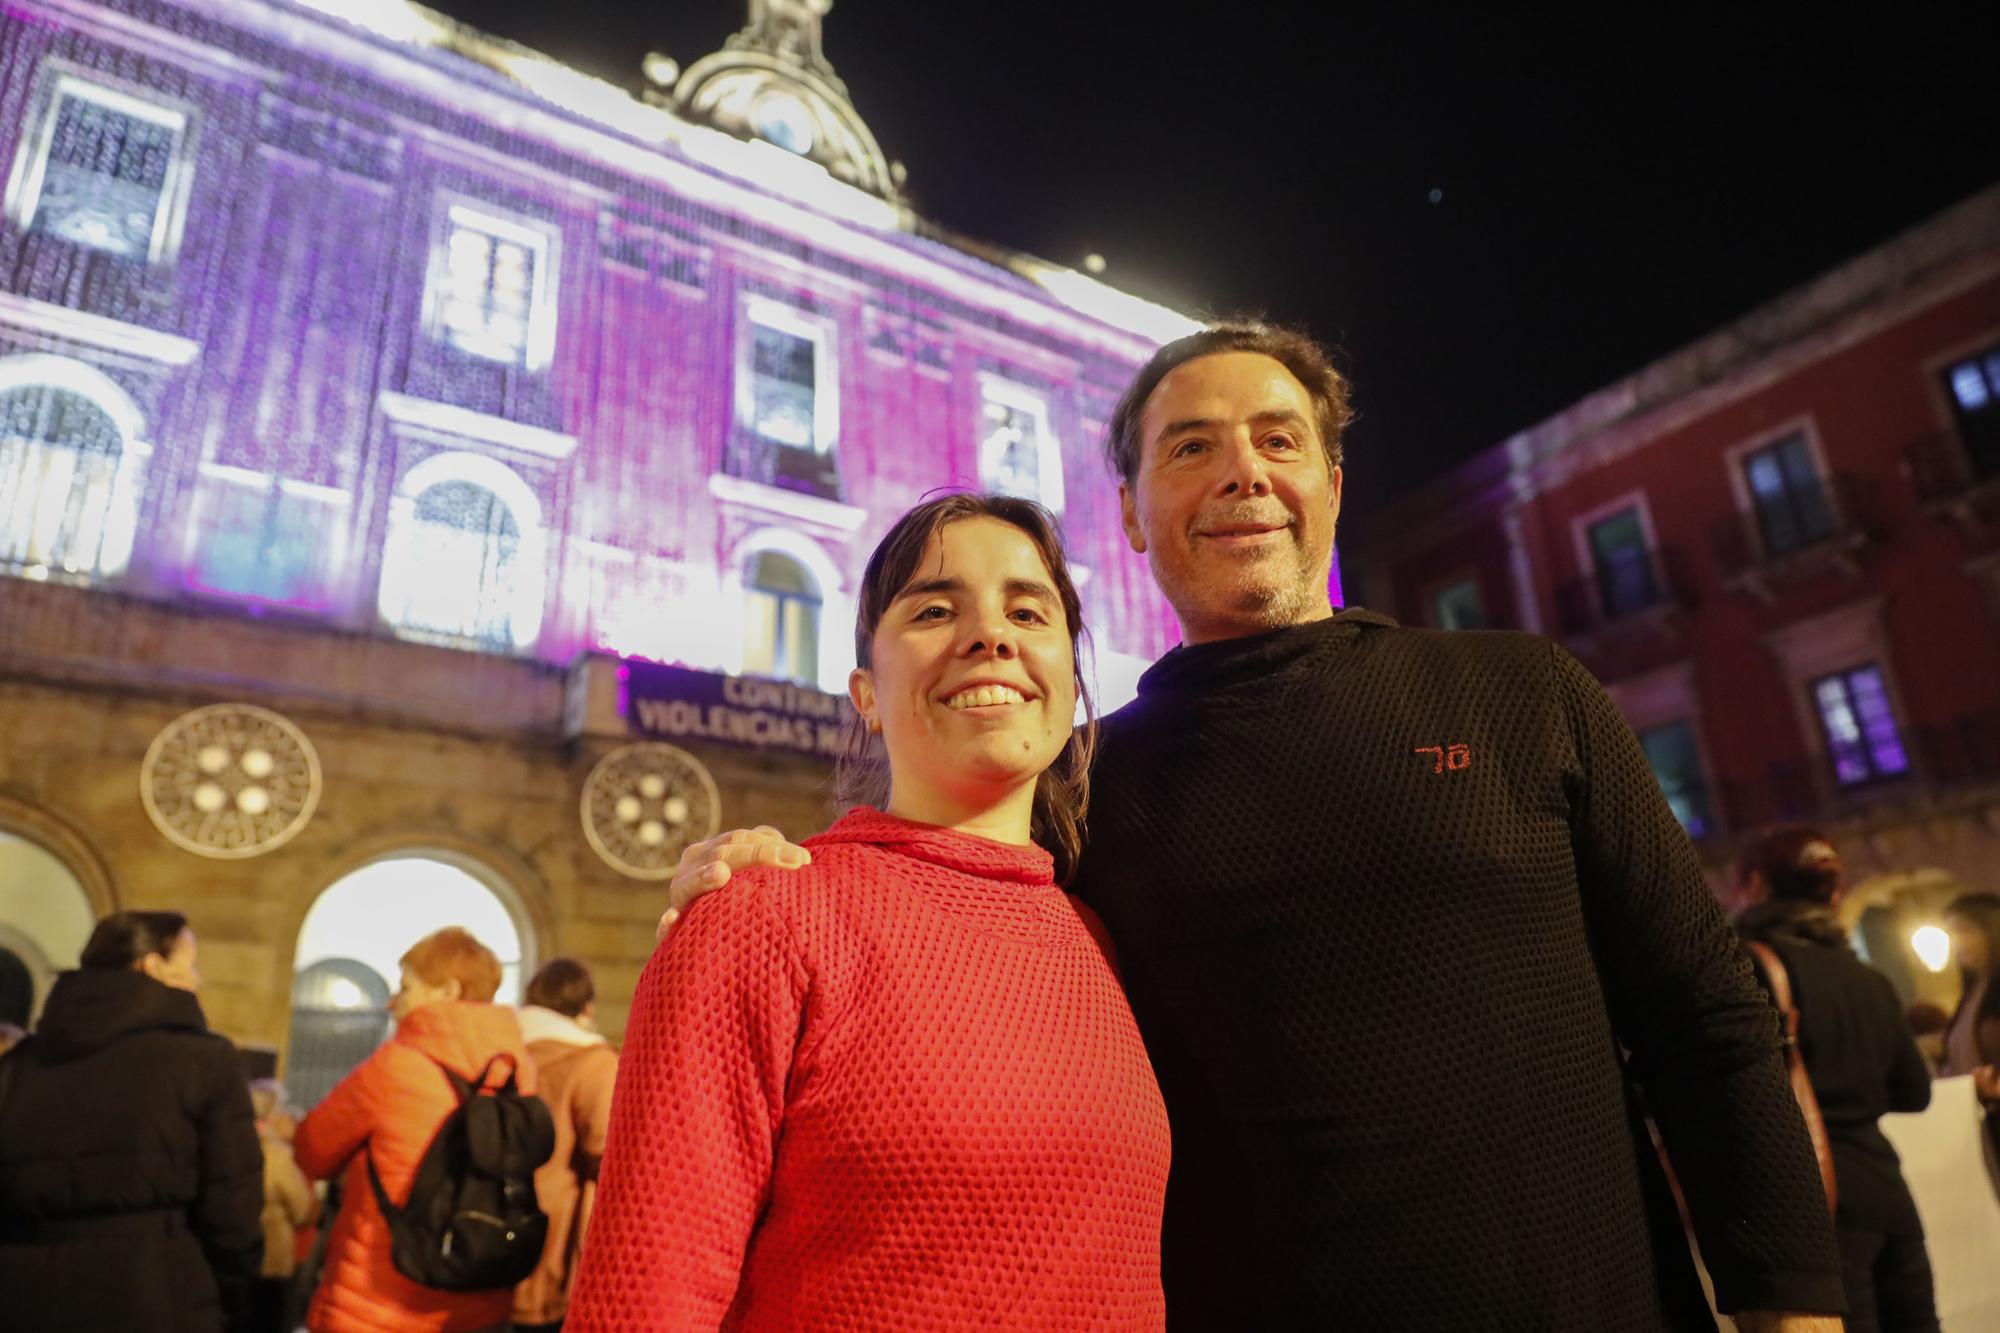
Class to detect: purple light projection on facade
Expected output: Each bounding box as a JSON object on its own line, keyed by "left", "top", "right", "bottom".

{"left": 0, "top": 0, "right": 1215, "bottom": 708}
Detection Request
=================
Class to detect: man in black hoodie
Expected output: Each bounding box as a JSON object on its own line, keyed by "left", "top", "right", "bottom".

{"left": 0, "top": 910, "right": 264, "bottom": 1333}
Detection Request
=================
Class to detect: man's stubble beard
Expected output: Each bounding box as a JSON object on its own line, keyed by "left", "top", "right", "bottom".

{"left": 1151, "top": 541, "right": 1329, "bottom": 640}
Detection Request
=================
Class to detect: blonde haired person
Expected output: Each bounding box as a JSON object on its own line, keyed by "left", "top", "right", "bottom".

{"left": 249, "top": 1078, "right": 317, "bottom": 1332}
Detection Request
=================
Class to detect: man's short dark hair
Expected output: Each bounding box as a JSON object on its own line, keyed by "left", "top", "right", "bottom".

{"left": 1104, "top": 320, "right": 1353, "bottom": 487}
{"left": 525, "top": 957, "right": 595, "bottom": 1018}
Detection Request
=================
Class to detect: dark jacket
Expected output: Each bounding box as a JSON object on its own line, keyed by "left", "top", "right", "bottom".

{"left": 0, "top": 968, "right": 264, "bottom": 1332}
{"left": 1738, "top": 900, "right": 1933, "bottom": 1234}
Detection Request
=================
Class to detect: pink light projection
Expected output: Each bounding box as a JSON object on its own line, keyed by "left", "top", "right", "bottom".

{"left": 0, "top": 0, "right": 1232, "bottom": 710}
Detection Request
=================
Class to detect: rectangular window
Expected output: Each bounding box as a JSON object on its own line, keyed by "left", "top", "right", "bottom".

{"left": 977, "top": 379, "right": 1062, "bottom": 512}
{"left": 1811, "top": 664, "right": 1910, "bottom": 787}
{"left": 1944, "top": 344, "right": 2000, "bottom": 481}
{"left": 1639, "top": 720, "right": 1717, "bottom": 839}
{"left": 1432, "top": 577, "right": 1485, "bottom": 630}
{"left": 431, "top": 206, "right": 552, "bottom": 368}
{"left": 18, "top": 77, "right": 187, "bottom": 262}
{"left": 750, "top": 322, "right": 819, "bottom": 450}
{"left": 1586, "top": 507, "right": 1660, "bottom": 619}
{"left": 1741, "top": 432, "right": 1836, "bottom": 556}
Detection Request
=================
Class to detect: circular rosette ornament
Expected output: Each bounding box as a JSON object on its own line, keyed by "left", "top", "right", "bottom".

{"left": 580, "top": 743, "right": 722, "bottom": 880}
{"left": 141, "top": 704, "right": 322, "bottom": 858}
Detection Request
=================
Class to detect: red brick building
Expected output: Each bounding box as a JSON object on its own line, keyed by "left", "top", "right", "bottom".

{"left": 1347, "top": 185, "right": 2000, "bottom": 998}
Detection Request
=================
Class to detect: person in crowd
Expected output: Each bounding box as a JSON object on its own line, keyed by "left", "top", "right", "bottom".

{"left": 566, "top": 494, "right": 1171, "bottom": 1330}
{"left": 0, "top": 944, "right": 31, "bottom": 1032}
{"left": 512, "top": 959, "right": 617, "bottom": 1333}
{"left": 1905, "top": 1002, "right": 1949, "bottom": 1073}
{"left": 294, "top": 926, "right": 534, "bottom": 1333}
{"left": 1940, "top": 892, "right": 2000, "bottom": 1081}
{"left": 1735, "top": 827, "right": 1939, "bottom": 1333}
{"left": 0, "top": 910, "right": 263, "bottom": 1333}
{"left": 660, "top": 321, "right": 1845, "bottom": 1331}
{"left": 249, "top": 1078, "right": 317, "bottom": 1333}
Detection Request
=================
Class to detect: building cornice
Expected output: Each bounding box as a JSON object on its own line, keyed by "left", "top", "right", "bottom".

{"left": 0, "top": 292, "right": 201, "bottom": 367}
{"left": 1503, "top": 186, "right": 2000, "bottom": 498}
{"left": 708, "top": 473, "right": 868, "bottom": 533}
{"left": 37, "top": 0, "right": 1193, "bottom": 360}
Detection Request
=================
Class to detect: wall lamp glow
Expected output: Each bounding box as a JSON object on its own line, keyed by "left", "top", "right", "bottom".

{"left": 1911, "top": 925, "right": 1951, "bottom": 974}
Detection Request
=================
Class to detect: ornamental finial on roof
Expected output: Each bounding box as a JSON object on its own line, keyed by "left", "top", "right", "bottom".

{"left": 656, "top": 0, "right": 900, "bottom": 202}
{"left": 730, "top": 0, "right": 838, "bottom": 84}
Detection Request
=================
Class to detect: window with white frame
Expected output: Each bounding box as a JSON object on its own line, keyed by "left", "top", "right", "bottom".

{"left": 1943, "top": 342, "right": 2000, "bottom": 480}
{"left": 1584, "top": 505, "right": 1661, "bottom": 619}
{"left": 1811, "top": 664, "right": 1911, "bottom": 787}
{"left": 1638, "top": 719, "right": 1717, "bottom": 839}
{"left": 1739, "top": 431, "right": 1836, "bottom": 557}
{"left": 11, "top": 75, "right": 189, "bottom": 262}
{"left": 748, "top": 319, "right": 821, "bottom": 449}
{"left": 1431, "top": 576, "right": 1484, "bottom": 630}
{"left": 0, "top": 379, "right": 132, "bottom": 582}
{"left": 978, "top": 379, "right": 1063, "bottom": 512}
{"left": 379, "top": 474, "right": 540, "bottom": 651}
{"left": 430, "top": 205, "right": 554, "bottom": 368}
{"left": 743, "top": 550, "right": 820, "bottom": 685}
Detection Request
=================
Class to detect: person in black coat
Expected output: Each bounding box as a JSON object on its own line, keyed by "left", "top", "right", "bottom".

{"left": 0, "top": 910, "right": 264, "bottom": 1333}
{"left": 1736, "top": 827, "right": 1940, "bottom": 1333}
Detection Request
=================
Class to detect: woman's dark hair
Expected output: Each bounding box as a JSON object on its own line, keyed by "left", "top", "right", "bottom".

{"left": 79, "top": 911, "right": 189, "bottom": 971}
{"left": 835, "top": 492, "right": 1097, "bottom": 883}
{"left": 1104, "top": 319, "right": 1352, "bottom": 487}
{"left": 1733, "top": 824, "right": 1841, "bottom": 905}
{"left": 1946, "top": 891, "right": 2000, "bottom": 1030}
{"left": 525, "top": 957, "right": 595, "bottom": 1018}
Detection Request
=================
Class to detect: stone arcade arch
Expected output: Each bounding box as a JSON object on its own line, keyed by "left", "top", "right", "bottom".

{"left": 0, "top": 800, "right": 114, "bottom": 1026}
{"left": 284, "top": 850, "right": 536, "bottom": 1107}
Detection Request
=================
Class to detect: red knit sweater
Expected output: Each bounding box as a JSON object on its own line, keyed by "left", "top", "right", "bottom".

{"left": 566, "top": 808, "right": 1170, "bottom": 1331}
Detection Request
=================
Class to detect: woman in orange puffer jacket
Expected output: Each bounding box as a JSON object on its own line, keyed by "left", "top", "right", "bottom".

{"left": 294, "top": 927, "right": 535, "bottom": 1333}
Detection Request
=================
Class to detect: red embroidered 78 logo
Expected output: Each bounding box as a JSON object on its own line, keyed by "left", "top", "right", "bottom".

{"left": 1413, "top": 743, "right": 1471, "bottom": 774}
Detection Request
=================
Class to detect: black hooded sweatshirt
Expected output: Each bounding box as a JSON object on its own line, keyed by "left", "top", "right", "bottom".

{"left": 1737, "top": 899, "right": 1934, "bottom": 1234}
{"left": 1078, "top": 611, "right": 1844, "bottom": 1330}
{"left": 0, "top": 968, "right": 263, "bottom": 1333}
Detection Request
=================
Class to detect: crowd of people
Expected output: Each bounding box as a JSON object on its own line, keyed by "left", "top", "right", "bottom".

{"left": 0, "top": 321, "right": 1995, "bottom": 1332}
{"left": 0, "top": 915, "right": 615, "bottom": 1333}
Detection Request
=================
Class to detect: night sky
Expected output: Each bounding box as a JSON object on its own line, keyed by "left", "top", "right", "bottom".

{"left": 425, "top": 1, "right": 1999, "bottom": 504}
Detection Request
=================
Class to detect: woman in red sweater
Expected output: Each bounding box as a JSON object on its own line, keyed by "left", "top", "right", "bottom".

{"left": 567, "top": 494, "right": 1170, "bottom": 1331}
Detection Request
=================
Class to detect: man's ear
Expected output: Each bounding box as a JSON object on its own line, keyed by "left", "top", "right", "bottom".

{"left": 1328, "top": 464, "right": 1344, "bottom": 527}
{"left": 137, "top": 953, "right": 169, "bottom": 985}
{"left": 1119, "top": 482, "right": 1147, "bottom": 555}
{"left": 848, "top": 668, "right": 877, "bottom": 730}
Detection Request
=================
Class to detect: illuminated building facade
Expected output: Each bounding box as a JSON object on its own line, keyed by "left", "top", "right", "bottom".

{"left": 0, "top": 0, "right": 1191, "bottom": 1072}
{"left": 1347, "top": 185, "right": 2000, "bottom": 1005}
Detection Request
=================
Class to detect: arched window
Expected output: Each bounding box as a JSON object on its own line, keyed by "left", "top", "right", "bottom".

{"left": 379, "top": 457, "right": 544, "bottom": 652}
{"left": 743, "top": 550, "right": 821, "bottom": 685}
{"left": 0, "top": 380, "right": 131, "bottom": 581}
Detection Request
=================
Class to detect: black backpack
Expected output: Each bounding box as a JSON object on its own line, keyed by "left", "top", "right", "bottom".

{"left": 366, "top": 1051, "right": 556, "bottom": 1292}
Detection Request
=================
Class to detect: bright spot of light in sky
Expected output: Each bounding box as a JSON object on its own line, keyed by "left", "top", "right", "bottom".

{"left": 1083, "top": 253, "right": 1107, "bottom": 274}
{"left": 1912, "top": 925, "right": 1951, "bottom": 973}
{"left": 1428, "top": 188, "right": 1443, "bottom": 204}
